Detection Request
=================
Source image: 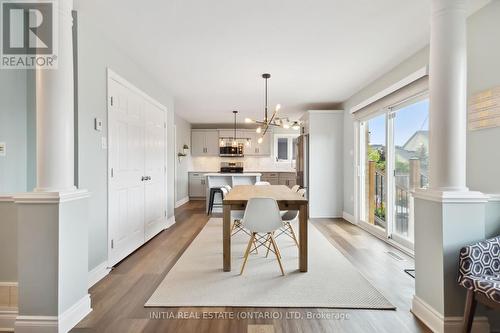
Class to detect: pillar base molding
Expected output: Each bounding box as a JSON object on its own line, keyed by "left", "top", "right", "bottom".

{"left": 411, "top": 295, "right": 490, "bottom": 333}
{"left": 413, "top": 189, "right": 489, "bottom": 203}
{"left": 13, "top": 189, "right": 90, "bottom": 204}
{"left": 14, "top": 294, "right": 91, "bottom": 333}
{"left": 0, "top": 308, "right": 17, "bottom": 332}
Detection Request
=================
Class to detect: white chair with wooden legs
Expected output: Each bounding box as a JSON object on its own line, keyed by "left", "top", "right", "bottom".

{"left": 221, "top": 188, "right": 256, "bottom": 250}
{"left": 255, "top": 181, "right": 270, "bottom": 186}
{"left": 291, "top": 184, "right": 300, "bottom": 192}
{"left": 240, "top": 197, "right": 285, "bottom": 276}
{"left": 273, "top": 188, "right": 306, "bottom": 249}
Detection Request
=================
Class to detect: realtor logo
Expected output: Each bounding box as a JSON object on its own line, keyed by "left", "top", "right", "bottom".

{"left": 1, "top": 0, "right": 58, "bottom": 69}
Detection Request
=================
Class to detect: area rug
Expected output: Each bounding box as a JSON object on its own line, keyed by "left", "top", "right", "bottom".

{"left": 146, "top": 218, "right": 395, "bottom": 309}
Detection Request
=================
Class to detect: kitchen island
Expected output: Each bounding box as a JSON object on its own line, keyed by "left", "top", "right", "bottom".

{"left": 205, "top": 173, "right": 262, "bottom": 213}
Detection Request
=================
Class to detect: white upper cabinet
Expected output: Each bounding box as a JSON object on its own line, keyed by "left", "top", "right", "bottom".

{"left": 205, "top": 130, "right": 220, "bottom": 155}
{"left": 191, "top": 130, "right": 219, "bottom": 156}
{"left": 191, "top": 128, "right": 272, "bottom": 156}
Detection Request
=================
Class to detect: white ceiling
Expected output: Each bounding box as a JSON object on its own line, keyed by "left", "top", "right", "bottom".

{"left": 75, "top": 0, "right": 489, "bottom": 124}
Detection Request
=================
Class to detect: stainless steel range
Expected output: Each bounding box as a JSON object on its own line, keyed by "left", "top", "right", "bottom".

{"left": 220, "top": 162, "right": 244, "bottom": 173}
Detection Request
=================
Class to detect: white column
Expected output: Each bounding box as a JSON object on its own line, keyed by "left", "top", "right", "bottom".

{"left": 428, "top": 0, "right": 468, "bottom": 192}
{"left": 35, "top": 0, "right": 75, "bottom": 192}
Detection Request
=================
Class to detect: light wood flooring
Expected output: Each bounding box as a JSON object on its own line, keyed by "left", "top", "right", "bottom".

{"left": 72, "top": 200, "right": 430, "bottom": 333}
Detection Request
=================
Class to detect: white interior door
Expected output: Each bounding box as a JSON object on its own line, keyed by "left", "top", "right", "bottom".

{"left": 108, "top": 79, "right": 146, "bottom": 266}
{"left": 144, "top": 100, "right": 166, "bottom": 241}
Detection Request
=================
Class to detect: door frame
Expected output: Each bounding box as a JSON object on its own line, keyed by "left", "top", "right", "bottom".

{"left": 106, "top": 68, "right": 168, "bottom": 266}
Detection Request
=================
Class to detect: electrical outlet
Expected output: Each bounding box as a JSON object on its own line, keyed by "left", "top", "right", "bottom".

{"left": 94, "top": 118, "right": 103, "bottom": 131}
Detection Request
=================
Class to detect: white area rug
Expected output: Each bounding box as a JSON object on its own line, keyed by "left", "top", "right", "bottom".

{"left": 146, "top": 218, "right": 394, "bottom": 309}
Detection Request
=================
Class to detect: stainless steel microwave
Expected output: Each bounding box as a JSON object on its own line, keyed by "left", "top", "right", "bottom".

{"left": 220, "top": 144, "right": 244, "bottom": 157}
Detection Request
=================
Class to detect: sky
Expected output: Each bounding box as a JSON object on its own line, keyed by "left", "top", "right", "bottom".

{"left": 368, "top": 99, "right": 429, "bottom": 146}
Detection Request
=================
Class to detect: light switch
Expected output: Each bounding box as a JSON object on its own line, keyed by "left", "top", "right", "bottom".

{"left": 0, "top": 142, "right": 5, "bottom": 156}
{"left": 94, "top": 118, "right": 103, "bottom": 131}
{"left": 101, "top": 137, "right": 107, "bottom": 149}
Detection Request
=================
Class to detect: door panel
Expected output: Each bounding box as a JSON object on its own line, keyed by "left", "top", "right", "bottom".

{"left": 144, "top": 101, "right": 166, "bottom": 241}
{"left": 108, "top": 80, "right": 145, "bottom": 266}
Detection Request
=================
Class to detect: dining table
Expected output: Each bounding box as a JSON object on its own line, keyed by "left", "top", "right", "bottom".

{"left": 222, "top": 185, "right": 309, "bottom": 272}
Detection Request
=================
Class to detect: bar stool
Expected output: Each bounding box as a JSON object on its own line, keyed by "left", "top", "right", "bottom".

{"left": 208, "top": 187, "right": 224, "bottom": 215}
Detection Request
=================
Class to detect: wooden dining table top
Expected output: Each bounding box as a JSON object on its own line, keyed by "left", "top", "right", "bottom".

{"left": 223, "top": 185, "right": 308, "bottom": 205}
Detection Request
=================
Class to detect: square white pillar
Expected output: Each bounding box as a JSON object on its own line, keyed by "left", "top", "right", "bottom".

{"left": 14, "top": 191, "right": 91, "bottom": 333}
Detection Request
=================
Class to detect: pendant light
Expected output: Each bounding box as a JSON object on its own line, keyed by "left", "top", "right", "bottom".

{"left": 244, "top": 73, "right": 300, "bottom": 143}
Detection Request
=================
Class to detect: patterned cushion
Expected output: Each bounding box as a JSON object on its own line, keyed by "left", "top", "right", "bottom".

{"left": 458, "top": 236, "right": 500, "bottom": 303}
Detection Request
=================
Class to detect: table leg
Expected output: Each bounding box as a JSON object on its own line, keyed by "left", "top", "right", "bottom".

{"left": 299, "top": 203, "right": 308, "bottom": 272}
{"left": 223, "top": 203, "right": 231, "bottom": 272}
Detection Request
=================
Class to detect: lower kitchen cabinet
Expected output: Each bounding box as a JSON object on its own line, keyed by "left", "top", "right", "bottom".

{"left": 189, "top": 173, "right": 207, "bottom": 197}
{"left": 278, "top": 172, "right": 297, "bottom": 188}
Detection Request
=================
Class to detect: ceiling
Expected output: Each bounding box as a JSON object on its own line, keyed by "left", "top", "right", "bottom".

{"left": 75, "top": 0, "right": 489, "bottom": 124}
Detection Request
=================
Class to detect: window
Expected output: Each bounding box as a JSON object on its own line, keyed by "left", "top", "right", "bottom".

{"left": 274, "top": 134, "right": 299, "bottom": 163}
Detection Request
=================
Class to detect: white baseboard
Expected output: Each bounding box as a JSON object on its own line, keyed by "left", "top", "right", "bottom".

{"left": 342, "top": 211, "right": 355, "bottom": 224}
{"left": 175, "top": 196, "right": 189, "bottom": 208}
{"left": 0, "top": 308, "right": 17, "bottom": 332}
{"left": 59, "top": 294, "right": 91, "bottom": 333}
{"left": 14, "top": 315, "right": 57, "bottom": 333}
{"left": 166, "top": 216, "right": 176, "bottom": 229}
{"left": 310, "top": 215, "right": 343, "bottom": 219}
{"left": 411, "top": 295, "right": 490, "bottom": 333}
{"left": 88, "top": 261, "right": 111, "bottom": 289}
{"left": 15, "top": 294, "right": 91, "bottom": 333}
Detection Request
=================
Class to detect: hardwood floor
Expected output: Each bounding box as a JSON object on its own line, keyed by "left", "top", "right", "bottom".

{"left": 72, "top": 201, "right": 430, "bottom": 333}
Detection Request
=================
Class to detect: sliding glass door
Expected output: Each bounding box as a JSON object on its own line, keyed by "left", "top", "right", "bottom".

{"left": 359, "top": 97, "right": 429, "bottom": 250}
{"left": 391, "top": 99, "right": 429, "bottom": 247}
{"left": 360, "top": 114, "right": 387, "bottom": 233}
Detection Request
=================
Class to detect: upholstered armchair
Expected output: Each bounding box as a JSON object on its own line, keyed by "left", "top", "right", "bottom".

{"left": 458, "top": 236, "right": 500, "bottom": 333}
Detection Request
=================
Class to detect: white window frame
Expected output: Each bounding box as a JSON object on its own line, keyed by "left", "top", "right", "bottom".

{"left": 273, "top": 134, "right": 299, "bottom": 163}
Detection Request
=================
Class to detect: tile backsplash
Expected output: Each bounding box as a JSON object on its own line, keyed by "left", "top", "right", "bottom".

{"left": 189, "top": 156, "right": 296, "bottom": 172}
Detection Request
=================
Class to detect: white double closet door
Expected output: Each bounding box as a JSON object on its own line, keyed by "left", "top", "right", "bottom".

{"left": 108, "top": 73, "right": 167, "bottom": 266}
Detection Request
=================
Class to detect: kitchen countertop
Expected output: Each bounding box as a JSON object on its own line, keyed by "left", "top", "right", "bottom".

{"left": 204, "top": 173, "right": 262, "bottom": 177}
{"left": 188, "top": 170, "right": 296, "bottom": 173}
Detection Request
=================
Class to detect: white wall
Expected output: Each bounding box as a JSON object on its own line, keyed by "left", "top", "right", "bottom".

{"left": 74, "top": 5, "right": 176, "bottom": 272}
{"left": 175, "top": 113, "right": 191, "bottom": 203}
{"left": 466, "top": 1, "right": 500, "bottom": 196}
{"left": 0, "top": 70, "right": 29, "bottom": 194}
{"left": 0, "top": 200, "right": 17, "bottom": 282}
{"left": 306, "top": 111, "right": 344, "bottom": 218}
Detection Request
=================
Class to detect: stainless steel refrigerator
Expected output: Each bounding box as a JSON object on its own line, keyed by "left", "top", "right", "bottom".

{"left": 296, "top": 134, "right": 309, "bottom": 197}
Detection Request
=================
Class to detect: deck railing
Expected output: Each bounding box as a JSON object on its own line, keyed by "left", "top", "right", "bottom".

{"left": 368, "top": 158, "right": 426, "bottom": 235}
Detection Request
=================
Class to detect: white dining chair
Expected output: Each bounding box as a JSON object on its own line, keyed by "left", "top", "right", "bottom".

{"left": 224, "top": 186, "right": 249, "bottom": 237}
{"left": 240, "top": 197, "right": 285, "bottom": 276}
{"left": 255, "top": 181, "right": 270, "bottom": 186}
{"left": 273, "top": 188, "right": 306, "bottom": 249}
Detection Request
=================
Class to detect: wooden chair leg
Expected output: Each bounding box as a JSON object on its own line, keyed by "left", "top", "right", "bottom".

{"left": 265, "top": 233, "right": 272, "bottom": 258}
{"left": 252, "top": 237, "right": 259, "bottom": 254}
{"left": 287, "top": 222, "right": 299, "bottom": 247}
{"left": 462, "top": 290, "right": 477, "bottom": 333}
{"left": 270, "top": 235, "right": 285, "bottom": 276}
{"left": 240, "top": 233, "right": 255, "bottom": 275}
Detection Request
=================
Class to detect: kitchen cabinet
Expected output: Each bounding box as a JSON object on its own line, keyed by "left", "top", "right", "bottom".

{"left": 278, "top": 172, "right": 297, "bottom": 188}
{"left": 189, "top": 172, "right": 207, "bottom": 197}
{"left": 191, "top": 130, "right": 219, "bottom": 156}
{"left": 260, "top": 172, "right": 280, "bottom": 185}
{"left": 245, "top": 131, "right": 271, "bottom": 156}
